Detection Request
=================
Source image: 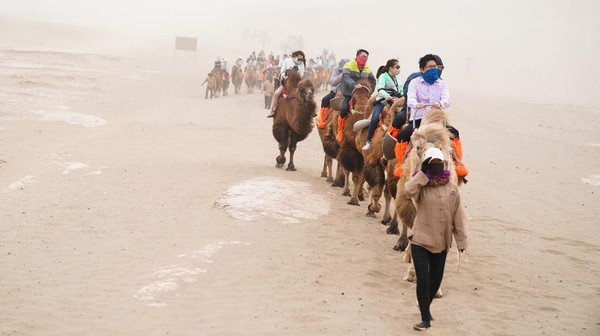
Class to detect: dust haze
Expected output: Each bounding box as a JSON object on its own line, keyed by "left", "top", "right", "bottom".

{"left": 2, "top": 0, "right": 599, "bottom": 106}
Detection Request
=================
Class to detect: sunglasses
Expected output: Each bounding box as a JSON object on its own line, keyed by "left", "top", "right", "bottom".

{"left": 393, "top": 65, "right": 400, "bottom": 69}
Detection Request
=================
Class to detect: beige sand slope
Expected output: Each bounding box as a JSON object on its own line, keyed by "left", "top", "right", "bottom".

{"left": 0, "top": 18, "right": 599, "bottom": 336}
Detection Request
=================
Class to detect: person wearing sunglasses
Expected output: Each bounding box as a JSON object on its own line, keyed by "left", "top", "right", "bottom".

{"left": 267, "top": 50, "right": 306, "bottom": 118}
{"left": 363, "top": 59, "right": 403, "bottom": 151}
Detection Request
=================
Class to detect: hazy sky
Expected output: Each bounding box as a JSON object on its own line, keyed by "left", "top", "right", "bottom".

{"left": 2, "top": 0, "right": 600, "bottom": 105}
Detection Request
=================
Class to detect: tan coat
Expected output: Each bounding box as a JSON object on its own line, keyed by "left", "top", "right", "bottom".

{"left": 405, "top": 171, "right": 468, "bottom": 253}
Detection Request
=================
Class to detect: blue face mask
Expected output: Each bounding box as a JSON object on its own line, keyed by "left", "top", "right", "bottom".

{"left": 422, "top": 67, "right": 440, "bottom": 85}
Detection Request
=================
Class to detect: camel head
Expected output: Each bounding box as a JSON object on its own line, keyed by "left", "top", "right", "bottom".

{"left": 381, "top": 96, "right": 406, "bottom": 126}
{"left": 352, "top": 79, "right": 373, "bottom": 101}
{"left": 421, "top": 107, "right": 450, "bottom": 127}
{"left": 297, "top": 79, "right": 315, "bottom": 102}
{"left": 286, "top": 68, "right": 302, "bottom": 89}
{"left": 409, "top": 123, "right": 457, "bottom": 183}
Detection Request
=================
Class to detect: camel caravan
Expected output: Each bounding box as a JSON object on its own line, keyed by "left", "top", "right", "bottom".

{"left": 202, "top": 50, "right": 334, "bottom": 99}
{"left": 265, "top": 50, "right": 470, "bottom": 319}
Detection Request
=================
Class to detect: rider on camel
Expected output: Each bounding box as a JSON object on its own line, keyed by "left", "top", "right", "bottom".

{"left": 266, "top": 50, "right": 306, "bottom": 118}
{"left": 337, "top": 49, "right": 376, "bottom": 142}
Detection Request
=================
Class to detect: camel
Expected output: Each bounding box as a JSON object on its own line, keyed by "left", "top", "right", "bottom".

{"left": 211, "top": 68, "right": 223, "bottom": 98}
{"left": 337, "top": 80, "right": 373, "bottom": 205}
{"left": 244, "top": 66, "right": 257, "bottom": 94}
{"left": 317, "top": 66, "right": 330, "bottom": 92}
{"left": 256, "top": 64, "right": 268, "bottom": 91}
{"left": 392, "top": 108, "right": 463, "bottom": 284}
{"left": 318, "top": 92, "right": 345, "bottom": 187}
{"left": 231, "top": 66, "right": 244, "bottom": 94}
{"left": 272, "top": 69, "right": 316, "bottom": 171}
{"left": 305, "top": 68, "right": 321, "bottom": 92}
{"left": 222, "top": 72, "right": 230, "bottom": 96}
{"left": 352, "top": 97, "right": 405, "bottom": 217}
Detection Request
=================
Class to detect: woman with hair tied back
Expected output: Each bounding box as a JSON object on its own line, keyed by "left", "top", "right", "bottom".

{"left": 363, "top": 58, "right": 403, "bottom": 151}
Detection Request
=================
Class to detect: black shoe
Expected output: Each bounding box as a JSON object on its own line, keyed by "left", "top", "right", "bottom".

{"left": 267, "top": 112, "right": 275, "bottom": 118}
{"left": 413, "top": 321, "right": 431, "bottom": 331}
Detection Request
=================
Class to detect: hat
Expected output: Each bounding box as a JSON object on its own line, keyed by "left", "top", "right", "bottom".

{"left": 422, "top": 147, "right": 445, "bottom": 162}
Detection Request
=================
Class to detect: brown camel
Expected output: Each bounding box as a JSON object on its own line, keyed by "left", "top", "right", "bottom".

{"left": 337, "top": 79, "right": 373, "bottom": 205}
{"left": 222, "top": 71, "right": 230, "bottom": 96}
{"left": 211, "top": 68, "right": 223, "bottom": 98}
{"left": 318, "top": 93, "right": 345, "bottom": 188}
{"left": 244, "top": 66, "right": 257, "bottom": 94}
{"left": 391, "top": 108, "right": 463, "bottom": 284}
{"left": 272, "top": 69, "right": 316, "bottom": 171}
{"left": 317, "top": 66, "right": 330, "bottom": 92}
{"left": 305, "top": 68, "right": 321, "bottom": 92}
{"left": 352, "top": 97, "right": 405, "bottom": 217}
{"left": 231, "top": 65, "right": 244, "bottom": 94}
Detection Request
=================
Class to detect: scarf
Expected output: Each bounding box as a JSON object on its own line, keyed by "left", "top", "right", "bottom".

{"left": 414, "top": 169, "right": 451, "bottom": 186}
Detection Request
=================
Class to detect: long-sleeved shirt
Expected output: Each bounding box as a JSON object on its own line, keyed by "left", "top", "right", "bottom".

{"left": 405, "top": 171, "right": 468, "bottom": 253}
{"left": 376, "top": 72, "right": 403, "bottom": 101}
{"left": 403, "top": 71, "right": 422, "bottom": 98}
{"left": 407, "top": 76, "right": 450, "bottom": 121}
{"left": 279, "top": 57, "right": 305, "bottom": 78}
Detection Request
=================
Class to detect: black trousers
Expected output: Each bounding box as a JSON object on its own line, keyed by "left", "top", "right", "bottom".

{"left": 411, "top": 243, "right": 448, "bottom": 323}
{"left": 340, "top": 95, "right": 352, "bottom": 118}
{"left": 321, "top": 90, "right": 336, "bottom": 108}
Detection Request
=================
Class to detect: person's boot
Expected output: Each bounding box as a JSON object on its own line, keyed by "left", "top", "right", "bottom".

{"left": 267, "top": 105, "right": 276, "bottom": 118}
{"left": 393, "top": 141, "right": 409, "bottom": 177}
{"left": 387, "top": 125, "right": 399, "bottom": 139}
{"left": 317, "top": 107, "right": 329, "bottom": 129}
{"left": 337, "top": 116, "right": 346, "bottom": 142}
{"left": 451, "top": 138, "right": 469, "bottom": 178}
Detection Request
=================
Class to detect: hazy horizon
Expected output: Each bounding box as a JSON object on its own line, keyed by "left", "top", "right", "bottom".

{"left": 2, "top": 0, "right": 600, "bottom": 106}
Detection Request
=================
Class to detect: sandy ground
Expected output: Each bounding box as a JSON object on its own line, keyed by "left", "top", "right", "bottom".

{"left": 1, "top": 19, "right": 599, "bottom": 336}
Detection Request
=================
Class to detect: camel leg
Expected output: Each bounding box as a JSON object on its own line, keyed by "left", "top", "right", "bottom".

{"left": 386, "top": 210, "right": 400, "bottom": 235}
{"left": 348, "top": 171, "right": 362, "bottom": 206}
{"left": 358, "top": 182, "right": 365, "bottom": 202}
{"left": 366, "top": 185, "right": 383, "bottom": 218}
{"left": 325, "top": 156, "right": 333, "bottom": 183}
{"left": 275, "top": 129, "right": 290, "bottom": 169}
{"left": 393, "top": 224, "right": 409, "bottom": 252}
{"left": 381, "top": 184, "right": 392, "bottom": 225}
{"left": 332, "top": 162, "right": 345, "bottom": 188}
{"left": 342, "top": 168, "right": 351, "bottom": 196}
{"left": 286, "top": 132, "right": 301, "bottom": 171}
{"left": 320, "top": 154, "right": 328, "bottom": 178}
{"left": 276, "top": 141, "right": 287, "bottom": 168}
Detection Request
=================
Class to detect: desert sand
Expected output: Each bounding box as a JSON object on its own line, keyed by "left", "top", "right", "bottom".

{"left": 0, "top": 18, "right": 599, "bottom": 336}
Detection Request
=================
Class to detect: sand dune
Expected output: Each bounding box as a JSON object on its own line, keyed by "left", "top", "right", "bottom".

{"left": 0, "top": 18, "right": 599, "bottom": 336}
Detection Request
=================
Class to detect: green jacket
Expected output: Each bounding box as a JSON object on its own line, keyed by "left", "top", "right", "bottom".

{"left": 376, "top": 72, "right": 403, "bottom": 101}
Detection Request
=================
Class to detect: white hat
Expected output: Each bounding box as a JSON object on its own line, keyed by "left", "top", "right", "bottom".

{"left": 422, "top": 147, "right": 445, "bottom": 162}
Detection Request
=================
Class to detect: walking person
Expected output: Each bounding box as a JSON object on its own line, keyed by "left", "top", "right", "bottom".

{"left": 404, "top": 147, "right": 468, "bottom": 331}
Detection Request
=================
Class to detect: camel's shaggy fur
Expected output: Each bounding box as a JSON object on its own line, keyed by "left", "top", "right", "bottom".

{"left": 271, "top": 69, "right": 316, "bottom": 171}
